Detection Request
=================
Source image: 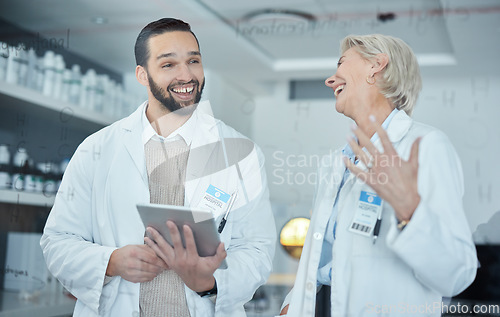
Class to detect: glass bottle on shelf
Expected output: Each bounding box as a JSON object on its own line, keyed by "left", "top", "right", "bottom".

{"left": 69, "top": 64, "right": 82, "bottom": 105}
{"left": 0, "top": 41, "right": 9, "bottom": 81}
{"left": 105, "top": 80, "right": 116, "bottom": 118}
{"left": 35, "top": 56, "right": 45, "bottom": 92}
{"left": 26, "top": 48, "right": 38, "bottom": 90}
{"left": 11, "top": 165, "right": 24, "bottom": 191}
{"left": 0, "top": 144, "right": 11, "bottom": 189}
{"left": 13, "top": 147, "right": 28, "bottom": 167}
{"left": 41, "top": 162, "right": 58, "bottom": 196}
{"left": 5, "top": 44, "right": 19, "bottom": 85}
{"left": 12, "top": 148, "right": 28, "bottom": 191}
{"left": 42, "top": 50, "right": 56, "bottom": 97}
{"left": 94, "top": 74, "right": 107, "bottom": 114}
{"left": 60, "top": 69, "right": 72, "bottom": 102}
{"left": 52, "top": 54, "right": 65, "bottom": 100}
{"left": 23, "top": 159, "right": 37, "bottom": 192}
{"left": 17, "top": 45, "right": 29, "bottom": 87}
{"left": 85, "top": 69, "right": 97, "bottom": 111}
{"left": 79, "top": 72, "right": 88, "bottom": 109}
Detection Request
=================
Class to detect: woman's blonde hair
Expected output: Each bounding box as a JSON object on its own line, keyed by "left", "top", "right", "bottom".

{"left": 341, "top": 34, "right": 422, "bottom": 116}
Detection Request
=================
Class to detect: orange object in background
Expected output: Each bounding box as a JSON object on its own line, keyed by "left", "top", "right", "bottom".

{"left": 280, "top": 217, "right": 310, "bottom": 260}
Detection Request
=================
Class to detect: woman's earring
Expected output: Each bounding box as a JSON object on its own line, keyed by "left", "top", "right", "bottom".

{"left": 366, "top": 75, "right": 376, "bottom": 85}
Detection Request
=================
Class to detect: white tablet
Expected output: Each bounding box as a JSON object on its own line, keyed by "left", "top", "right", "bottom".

{"left": 137, "top": 203, "right": 228, "bottom": 269}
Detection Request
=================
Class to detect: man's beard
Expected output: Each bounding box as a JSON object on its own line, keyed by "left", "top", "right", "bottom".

{"left": 148, "top": 74, "right": 205, "bottom": 113}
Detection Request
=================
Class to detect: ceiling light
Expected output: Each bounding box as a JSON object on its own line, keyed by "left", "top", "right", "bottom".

{"left": 91, "top": 17, "right": 108, "bottom": 25}
{"left": 242, "top": 9, "right": 316, "bottom": 23}
{"left": 273, "top": 53, "right": 457, "bottom": 71}
{"left": 416, "top": 54, "right": 456, "bottom": 66}
{"left": 377, "top": 12, "right": 396, "bottom": 23}
{"left": 274, "top": 58, "right": 339, "bottom": 71}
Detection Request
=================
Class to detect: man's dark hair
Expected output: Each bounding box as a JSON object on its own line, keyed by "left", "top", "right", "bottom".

{"left": 134, "top": 18, "right": 200, "bottom": 68}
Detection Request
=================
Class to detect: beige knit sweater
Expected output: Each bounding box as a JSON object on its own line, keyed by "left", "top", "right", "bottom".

{"left": 139, "top": 138, "right": 191, "bottom": 317}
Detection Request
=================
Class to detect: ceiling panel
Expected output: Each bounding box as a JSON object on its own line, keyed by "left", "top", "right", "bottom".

{"left": 197, "top": 0, "right": 454, "bottom": 64}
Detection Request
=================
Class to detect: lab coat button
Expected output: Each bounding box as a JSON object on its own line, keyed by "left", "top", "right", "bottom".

{"left": 313, "top": 232, "right": 322, "bottom": 240}
{"left": 306, "top": 282, "right": 314, "bottom": 290}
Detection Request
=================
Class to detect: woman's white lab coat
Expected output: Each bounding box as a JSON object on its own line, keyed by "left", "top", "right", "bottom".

{"left": 282, "top": 110, "right": 477, "bottom": 317}
{"left": 40, "top": 101, "right": 276, "bottom": 316}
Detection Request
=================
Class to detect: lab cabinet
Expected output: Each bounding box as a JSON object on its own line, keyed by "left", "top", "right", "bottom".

{"left": 0, "top": 79, "right": 114, "bottom": 317}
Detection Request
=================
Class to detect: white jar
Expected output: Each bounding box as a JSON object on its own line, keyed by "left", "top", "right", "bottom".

{"left": 43, "top": 180, "right": 56, "bottom": 195}
{"left": 13, "top": 148, "right": 28, "bottom": 167}
{"left": 12, "top": 173, "right": 24, "bottom": 191}
{"left": 0, "top": 144, "right": 10, "bottom": 165}
{"left": 24, "top": 173, "right": 36, "bottom": 192}
{"left": 34, "top": 174, "right": 44, "bottom": 193}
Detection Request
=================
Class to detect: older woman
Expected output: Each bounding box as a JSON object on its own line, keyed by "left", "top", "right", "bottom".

{"left": 280, "top": 34, "right": 478, "bottom": 317}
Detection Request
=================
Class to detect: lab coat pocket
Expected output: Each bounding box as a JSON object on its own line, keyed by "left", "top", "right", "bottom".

{"left": 98, "top": 277, "right": 119, "bottom": 315}
{"left": 348, "top": 256, "right": 435, "bottom": 317}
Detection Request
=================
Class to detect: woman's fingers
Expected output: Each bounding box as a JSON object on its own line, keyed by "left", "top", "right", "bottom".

{"left": 347, "top": 135, "right": 374, "bottom": 170}
{"left": 351, "top": 125, "right": 379, "bottom": 157}
{"left": 343, "top": 156, "right": 369, "bottom": 182}
{"left": 369, "top": 115, "right": 396, "bottom": 156}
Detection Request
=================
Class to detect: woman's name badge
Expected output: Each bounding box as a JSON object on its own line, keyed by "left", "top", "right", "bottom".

{"left": 200, "top": 184, "right": 230, "bottom": 214}
{"left": 349, "top": 190, "right": 383, "bottom": 237}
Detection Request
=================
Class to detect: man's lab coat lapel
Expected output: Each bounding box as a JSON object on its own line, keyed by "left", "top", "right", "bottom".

{"left": 184, "top": 107, "right": 223, "bottom": 207}
{"left": 121, "top": 102, "right": 148, "bottom": 188}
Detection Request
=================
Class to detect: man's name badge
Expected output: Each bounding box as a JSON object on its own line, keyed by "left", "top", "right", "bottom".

{"left": 200, "top": 184, "right": 230, "bottom": 214}
{"left": 349, "top": 190, "right": 383, "bottom": 237}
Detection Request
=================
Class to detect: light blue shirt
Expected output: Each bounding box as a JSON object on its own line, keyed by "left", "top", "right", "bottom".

{"left": 317, "top": 109, "right": 399, "bottom": 285}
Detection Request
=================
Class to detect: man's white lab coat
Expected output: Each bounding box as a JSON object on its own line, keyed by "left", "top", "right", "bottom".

{"left": 41, "top": 101, "right": 276, "bottom": 316}
{"left": 282, "top": 110, "right": 477, "bottom": 317}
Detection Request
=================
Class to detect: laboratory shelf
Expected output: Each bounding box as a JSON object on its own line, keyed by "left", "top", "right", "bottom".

{"left": 0, "top": 290, "right": 75, "bottom": 317}
{"left": 0, "top": 80, "right": 115, "bottom": 132}
{"left": 0, "top": 189, "right": 55, "bottom": 207}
